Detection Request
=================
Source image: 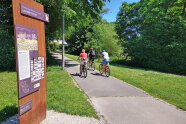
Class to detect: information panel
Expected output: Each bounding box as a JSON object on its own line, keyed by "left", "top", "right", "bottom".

{"left": 15, "top": 24, "right": 45, "bottom": 98}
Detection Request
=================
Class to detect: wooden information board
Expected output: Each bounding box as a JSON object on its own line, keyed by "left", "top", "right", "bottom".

{"left": 12, "top": 0, "right": 48, "bottom": 123}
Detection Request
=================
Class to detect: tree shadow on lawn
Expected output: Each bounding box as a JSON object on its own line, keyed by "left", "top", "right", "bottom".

{"left": 110, "top": 59, "right": 186, "bottom": 76}
{"left": 65, "top": 59, "right": 79, "bottom": 68}
{"left": 65, "top": 63, "right": 79, "bottom": 68}
{"left": 47, "top": 52, "right": 61, "bottom": 67}
{"left": 0, "top": 105, "right": 18, "bottom": 123}
{"left": 49, "top": 52, "right": 79, "bottom": 68}
{"left": 0, "top": 66, "right": 16, "bottom": 73}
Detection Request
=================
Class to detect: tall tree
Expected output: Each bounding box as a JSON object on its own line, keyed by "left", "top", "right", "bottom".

{"left": 116, "top": 0, "right": 186, "bottom": 74}
{"left": 116, "top": 2, "right": 141, "bottom": 43}
{"left": 85, "top": 21, "right": 122, "bottom": 56}
{"left": 0, "top": 0, "right": 110, "bottom": 69}
{"left": 0, "top": 0, "right": 110, "bottom": 40}
{"left": 0, "top": 0, "right": 13, "bottom": 34}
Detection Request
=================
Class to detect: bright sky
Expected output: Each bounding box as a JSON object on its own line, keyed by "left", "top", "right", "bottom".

{"left": 102, "top": 0, "right": 140, "bottom": 22}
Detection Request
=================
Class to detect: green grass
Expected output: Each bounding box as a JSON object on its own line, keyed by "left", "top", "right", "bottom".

{"left": 65, "top": 54, "right": 186, "bottom": 110}
{"left": 0, "top": 71, "right": 18, "bottom": 122}
{"left": 47, "top": 65, "right": 98, "bottom": 118}
{"left": 0, "top": 65, "right": 98, "bottom": 122}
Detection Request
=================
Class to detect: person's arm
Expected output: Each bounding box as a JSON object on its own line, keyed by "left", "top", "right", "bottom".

{"left": 77, "top": 56, "right": 80, "bottom": 61}
{"left": 98, "top": 54, "right": 102, "bottom": 61}
{"left": 77, "top": 54, "right": 81, "bottom": 61}
{"left": 88, "top": 52, "right": 90, "bottom": 57}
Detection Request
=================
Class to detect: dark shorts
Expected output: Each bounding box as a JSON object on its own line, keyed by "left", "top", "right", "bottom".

{"left": 89, "top": 56, "right": 95, "bottom": 62}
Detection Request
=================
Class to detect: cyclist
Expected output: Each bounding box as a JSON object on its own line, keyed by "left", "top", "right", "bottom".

{"left": 99, "top": 50, "right": 110, "bottom": 72}
{"left": 88, "top": 48, "right": 95, "bottom": 63}
{"left": 77, "top": 49, "right": 88, "bottom": 75}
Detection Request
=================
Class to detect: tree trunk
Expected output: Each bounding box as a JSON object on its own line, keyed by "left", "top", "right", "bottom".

{"left": 182, "top": 0, "right": 186, "bottom": 16}
{"left": 164, "top": 0, "right": 169, "bottom": 16}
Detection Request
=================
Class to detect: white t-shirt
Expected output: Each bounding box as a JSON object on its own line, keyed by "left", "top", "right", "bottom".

{"left": 102, "top": 52, "right": 109, "bottom": 60}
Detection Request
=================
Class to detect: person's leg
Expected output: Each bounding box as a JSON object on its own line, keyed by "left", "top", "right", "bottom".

{"left": 92, "top": 56, "right": 95, "bottom": 63}
{"left": 85, "top": 62, "right": 87, "bottom": 67}
{"left": 106, "top": 60, "right": 110, "bottom": 66}
{"left": 106, "top": 62, "right": 109, "bottom": 66}
{"left": 89, "top": 57, "right": 91, "bottom": 65}
{"left": 80, "top": 64, "right": 82, "bottom": 74}
{"left": 103, "top": 64, "right": 106, "bottom": 71}
{"left": 103, "top": 60, "right": 106, "bottom": 71}
{"left": 80, "top": 61, "right": 84, "bottom": 74}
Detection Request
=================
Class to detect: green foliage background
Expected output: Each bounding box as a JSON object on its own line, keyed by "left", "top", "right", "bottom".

{"left": 116, "top": 0, "right": 186, "bottom": 74}
{"left": 0, "top": 0, "right": 110, "bottom": 70}
{"left": 0, "top": 0, "right": 186, "bottom": 75}
{"left": 0, "top": 29, "right": 15, "bottom": 71}
{"left": 85, "top": 21, "right": 122, "bottom": 57}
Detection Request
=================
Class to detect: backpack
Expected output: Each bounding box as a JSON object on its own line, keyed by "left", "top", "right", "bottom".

{"left": 90, "top": 50, "right": 95, "bottom": 56}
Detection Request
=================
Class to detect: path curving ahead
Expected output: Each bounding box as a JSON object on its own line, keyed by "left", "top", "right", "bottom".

{"left": 52, "top": 53, "right": 186, "bottom": 124}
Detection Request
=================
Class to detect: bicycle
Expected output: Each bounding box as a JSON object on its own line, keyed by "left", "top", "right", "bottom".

{"left": 87, "top": 58, "right": 95, "bottom": 71}
{"left": 99, "top": 62, "right": 110, "bottom": 77}
{"left": 79, "top": 58, "right": 87, "bottom": 78}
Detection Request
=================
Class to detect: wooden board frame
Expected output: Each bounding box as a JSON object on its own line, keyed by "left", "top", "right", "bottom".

{"left": 12, "top": 0, "right": 47, "bottom": 124}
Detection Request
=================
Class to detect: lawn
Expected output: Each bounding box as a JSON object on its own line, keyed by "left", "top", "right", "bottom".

{"left": 0, "top": 63, "right": 98, "bottom": 122}
{"left": 0, "top": 71, "right": 18, "bottom": 122}
{"left": 65, "top": 54, "right": 186, "bottom": 110}
{"left": 47, "top": 65, "right": 98, "bottom": 118}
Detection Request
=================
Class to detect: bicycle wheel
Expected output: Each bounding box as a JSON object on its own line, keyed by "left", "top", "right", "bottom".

{"left": 87, "top": 61, "right": 90, "bottom": 70}
{"left": 83, "top": 66, "right": 87, "bottom": 78}
{"left": 99, "top": 64, "right": 103, "bottom": 75}
{"left": 92, "top": 62, "right": 95, "bottom": 71}
{"left": 105, "top": 66, "right": 110, "bottom": 77}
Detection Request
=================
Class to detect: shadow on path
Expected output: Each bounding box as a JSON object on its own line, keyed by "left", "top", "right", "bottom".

{"left": 0, "top": 105, "right": 18, "bottom": 123}
{"left": 65, "top": 59, "right": 79, "bottom": 68}
{"left": 90, "top": 72, "right": 101, "bottom": 76}
{"left": 71, "top": 73, "right": 80, "bottom": 77}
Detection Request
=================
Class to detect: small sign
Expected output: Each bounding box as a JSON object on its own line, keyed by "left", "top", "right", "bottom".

{"left": 20, "top": 3, "right": 49, "bottom": 22}
{"left": 19, "top": 100, "right": 32, "bottom": 115}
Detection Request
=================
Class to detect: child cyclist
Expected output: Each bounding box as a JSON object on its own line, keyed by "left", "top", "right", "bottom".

{"left": 99, "top": 50, "right": 110, "bottom": 72}
{"left": 77, "top": 49, "right": 88, "bottom": 75}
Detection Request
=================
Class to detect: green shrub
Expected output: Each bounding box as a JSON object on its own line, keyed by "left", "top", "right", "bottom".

{"left": 122, "top": 18, "right": 186, "bottom": 75}
{"left": 0, "top": 30, "right": 15, "bottom": 71}
{"left": 49, "top": 42, "right": 61, "bottom": 51}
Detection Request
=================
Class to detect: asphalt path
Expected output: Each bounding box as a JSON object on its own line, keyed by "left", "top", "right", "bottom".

{"left": 52, "top": 53, "right": 186, "bottom": 124}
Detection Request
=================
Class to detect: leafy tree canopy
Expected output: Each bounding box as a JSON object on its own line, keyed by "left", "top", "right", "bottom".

{"left": 85, "top": 21, "right": 122, "bottom": 56}
{"left": 116, "top": 0, "right": 186, "bottom": 74}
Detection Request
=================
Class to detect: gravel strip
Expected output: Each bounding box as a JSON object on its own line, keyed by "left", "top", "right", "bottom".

{"left": 1, "top": 110, "right": 103, "bottom": 124}
{"left": 41, "top": 110, "right": 103, "bottom": 124}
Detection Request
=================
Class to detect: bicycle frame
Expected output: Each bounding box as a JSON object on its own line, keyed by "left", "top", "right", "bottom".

{"left": 99, "top": 62, "right": 110, "bottom": 77}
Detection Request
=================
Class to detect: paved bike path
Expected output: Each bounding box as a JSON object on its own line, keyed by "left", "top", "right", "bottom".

{"left": 52, "top": 53, "right": 186, "bottom": 124}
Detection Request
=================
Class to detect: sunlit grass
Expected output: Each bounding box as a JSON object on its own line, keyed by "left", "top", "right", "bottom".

{"left": 0, "top": 64, "right": 98, "bottom": 122}
{"left": 0, "top": 71, "right": 18, "bottom": 122}
{"left": 47, "top": 65, "right": 98, "bottom": 118}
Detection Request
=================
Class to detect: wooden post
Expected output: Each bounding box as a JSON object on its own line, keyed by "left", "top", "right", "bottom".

{"left": 12, "top": 0, "right": 48, "bottom": 123}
